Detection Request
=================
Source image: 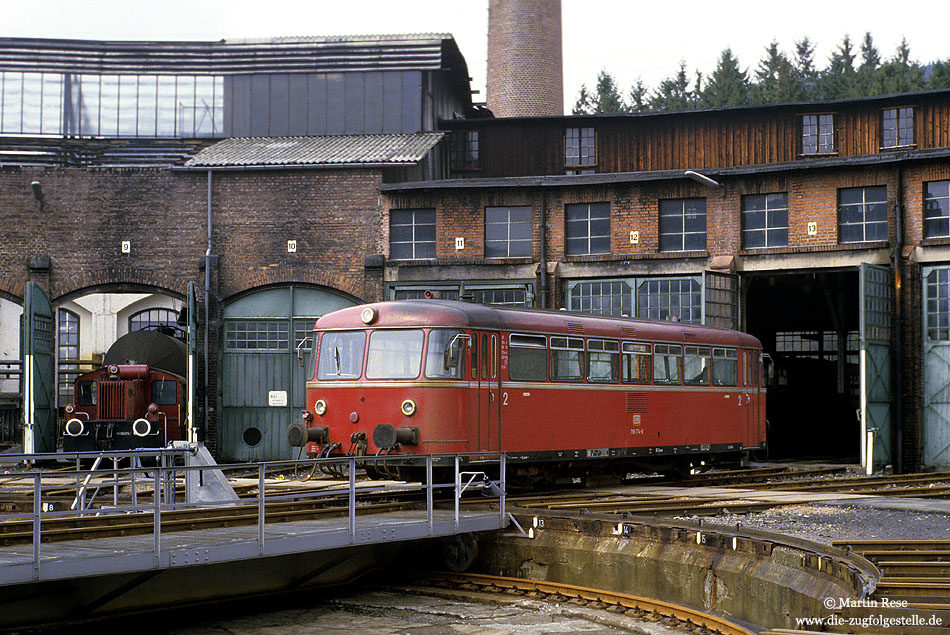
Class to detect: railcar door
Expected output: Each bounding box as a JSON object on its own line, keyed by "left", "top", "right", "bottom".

{"left": 743, "top": 350, "right": 759, "bottom": 448}
{"left": 473, "top": 331, "right": 501, "bottom": 451}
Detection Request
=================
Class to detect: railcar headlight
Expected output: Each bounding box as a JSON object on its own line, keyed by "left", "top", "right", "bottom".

{"left": 314, "top": 399, "right": 327, "bottom": 416}
{"left": 64, "top": 404, "right": 75, "bottom": 414}
{"left": 400, "top": 399, "right": 417, "bottom": 416}
{"left": 360, "top": 307, "right": 376, "bottom": 324}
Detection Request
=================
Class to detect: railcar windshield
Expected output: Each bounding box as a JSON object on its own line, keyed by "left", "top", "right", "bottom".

{"left": 317, "top": 331, "right": 365, "bottom": 380}
{"left": 425, "top": 329, "right": 467, "bottom": 379}
{"left": 366, "top": 329, "right": 424, "bottom": 379}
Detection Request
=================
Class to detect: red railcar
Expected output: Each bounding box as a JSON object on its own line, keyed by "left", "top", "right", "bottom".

{"left": 289, "top": 300, "right": 766, "bottom": 481}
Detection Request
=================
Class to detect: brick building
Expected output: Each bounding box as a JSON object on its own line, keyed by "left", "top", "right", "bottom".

{"left": 380, "top": 91, "right": 950, "bottom": 472}
{"left": 4, "top": 30, "right": 950, "bottom": 472}
{"left": 0, "top": 34, "right": 473, "bottom": 460}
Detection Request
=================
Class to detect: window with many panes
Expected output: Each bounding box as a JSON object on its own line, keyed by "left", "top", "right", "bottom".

{"left": 225, "top": 321, "right": 289, "bottom": 350}
{"left": 565, "top": 202, "right": 610, "bottom": 255}
{"left": 129, "top": 308, "right": 179, "bottom": 335}
{"left": 659, "top": 198, "right": 706, "bottom": 252}
{"left": 882, "top": 107, "right": 914, "bottom": 148}
{"left": 565, "top": 127, "right": 596, "bottom": 174}
{"left": 485, "top": 206, "right": 532, "bottom": 258}
{"left": 924, "top": 181, "right": 950, "bottom": 239}
{"left": 450, "top": 131, "right": 479, "bottom": 172}
{"left": 926, "top": 269, "right": 950, "bottom": 341}
{"left": 58, "top": 309, "right": 79, "bottom": 403}
{"left": 838, "top": 186, "right": 887, "bottom": 243}
{"left": 741, "top": 193, "right": 788, "bottom": 248}
{"left": 802, "top": 114, "right": 835, "bottom": 154}
{"left": 390, "top": 209, "right": 436, "bottom": 260}
{"left": 637, "top": 278, "right": 702, "bottom": 323}
{"left": 568, "top": 280, "right": 632, "bottom": 316}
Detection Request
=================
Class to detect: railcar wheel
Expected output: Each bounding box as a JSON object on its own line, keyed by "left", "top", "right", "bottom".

{"left": 441, "top": 533, "right": 478, "bottom": 572}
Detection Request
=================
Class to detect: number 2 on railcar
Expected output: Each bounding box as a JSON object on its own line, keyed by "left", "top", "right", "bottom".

{"left": 288, "top": 300, "right": 766, "bottom": 482}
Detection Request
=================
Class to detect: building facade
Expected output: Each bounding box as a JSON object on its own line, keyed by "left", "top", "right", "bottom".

{"left": 380, "top": 91, "right": 950, "bottom": 472}
{"left": 0, "top": 34, "right": 473, "bottom": 460}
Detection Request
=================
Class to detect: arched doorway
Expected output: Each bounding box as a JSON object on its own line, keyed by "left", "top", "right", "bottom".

{"left": 219, "top": 285, "right": 357, "bottom": 461}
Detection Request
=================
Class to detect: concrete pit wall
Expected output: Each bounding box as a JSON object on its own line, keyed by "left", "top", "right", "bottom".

{"left": 475, "top": 513, "right": 878, "bottom": 631}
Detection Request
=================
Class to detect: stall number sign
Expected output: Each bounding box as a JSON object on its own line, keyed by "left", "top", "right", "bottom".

{"left": 268, "top": 391, "right": 288, "bottom": 407}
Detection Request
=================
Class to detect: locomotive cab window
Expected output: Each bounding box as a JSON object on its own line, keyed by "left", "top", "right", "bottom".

{"left": 551, "top": 336, "right": 584, "bottom": 381}
{"left": 77, "top": 381, "right": 96, "bottom": 406}
{"left": 425, "top": 329, "right": 467, "bottom": 379}
{"left": 509, "top": 334, "right": 547, "bottom": 381}
{"left": 621, "top": 342, "right": 651, "bottom": 384}
{"left": 587, "top": 339, "right": 619, "bottom": 383}
{"left": 366, "top": 330, "right": 424, "bottom": 379}
{"left": 317, "top": 331, "right": 366, "bottom": 380}
{"left": 712, "top": 348, "right": 737, "bottom": 386}
{"left": 684, "top": 346, "right": 711, "bottom": 385}
{"left": 653, "top": 344, "right": 682, "bottom": 384}
{"left": 151, "top": 379, "right": 178, "bottom": 405}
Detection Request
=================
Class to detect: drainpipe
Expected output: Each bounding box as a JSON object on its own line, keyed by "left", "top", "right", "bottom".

{"left": 893, "top": 166, "right": 904, "bottom": 473}
{"left": 204, "top": 169, "right": 213, "bottom": 444}
{"left": 539, "top": 187, "right": 548, "bottom": 308}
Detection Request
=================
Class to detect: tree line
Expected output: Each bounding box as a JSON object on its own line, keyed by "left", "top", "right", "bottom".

{"left": 572, "top": 33, "right": 950, "bottom": 115}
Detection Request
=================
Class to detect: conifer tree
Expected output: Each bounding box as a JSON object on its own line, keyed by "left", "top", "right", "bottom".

{"left": 754, "top": 41, "right": 797, "bottom": 104}
{"left": 701, "top": 48, "right": 750, "bottom": 107}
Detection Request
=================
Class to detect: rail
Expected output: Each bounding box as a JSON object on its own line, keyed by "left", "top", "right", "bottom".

{"left": 0, "top": 449, "right": 507, "bottom": 585}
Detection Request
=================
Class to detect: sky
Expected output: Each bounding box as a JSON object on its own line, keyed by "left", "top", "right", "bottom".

{"left": 2, "top": 0, "right": 948, "bottom": 111}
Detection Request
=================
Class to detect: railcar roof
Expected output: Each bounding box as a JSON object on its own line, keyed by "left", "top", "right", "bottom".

{"left": 315, "top": 300, "right": 761, "bottom": 348}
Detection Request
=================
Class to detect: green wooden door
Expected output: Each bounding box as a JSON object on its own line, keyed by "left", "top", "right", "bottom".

{"left": 219, "top": 286, "right": 355, "bottom": 461}
{"left": 21, "top": 282, "right": 56, "bottom": 454}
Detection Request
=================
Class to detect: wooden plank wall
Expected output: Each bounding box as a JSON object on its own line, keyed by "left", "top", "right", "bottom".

{"left": 464, "top": 95, "right": 950, "bottom": 178}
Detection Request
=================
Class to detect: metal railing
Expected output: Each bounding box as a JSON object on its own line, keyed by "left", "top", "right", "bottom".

{"left": 0, "top": 449, "right": 507, "bottom": 584}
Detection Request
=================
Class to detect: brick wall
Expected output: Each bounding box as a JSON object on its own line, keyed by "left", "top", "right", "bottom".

{"left": 1, "top": 164, "right": 386, "bottom": 451}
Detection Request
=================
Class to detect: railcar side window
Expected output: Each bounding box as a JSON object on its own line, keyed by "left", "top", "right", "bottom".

{"left": 366, "top": 330, "right": 424, "bottom": 379}
{"left": 712, "top": 348, "right": 737, "bottom": 386}
{"left": 151, "top": 379, "right": 178, "bottom": 405}
{"left": 77, "top": 381, "right": 96, "bottom": 406}
{"left": 684, "top": 346, "right": 711, "bottom": 385}
{"left": 621, "top": 342, "right": 651, "bottom": 384}
{"left": 509, "top": 334, "right": 547, "bottom": 381}
{"left": 471, "top": 336, "right": 478, "bottom": 379}
{"left": 425, "top": 330, "right": 467, "bottom": 379}
{"left": 587, "top": 339, "right": 619, "bottom": 382}
{"left": 653, "top": 344, "right": 682, "bottom": 384}
{"left": 317, "top": 331, "right": 366, "bottom": 380}
{"left": 551, "top": 336, "right": 584, "bottom": 381}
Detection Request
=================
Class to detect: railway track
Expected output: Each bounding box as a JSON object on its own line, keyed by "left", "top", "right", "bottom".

{"left": 417, "top": 571, "right": 757, "bottom": 635}
{"left": 0, "top": 492, "right": 429, "bottom": 546}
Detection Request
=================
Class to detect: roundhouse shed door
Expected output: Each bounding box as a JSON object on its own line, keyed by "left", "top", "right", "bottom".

{"left": 923, "top": 267, "right": 950, "bottom": 470}
{"left": 220, "top": 286, "right": 356, "bottom": 462}
{"left": 21, "top": 282, "right": 56, "bottom": 454}
{"left": 859, "top": 263, "right": 892, "bottom": 473}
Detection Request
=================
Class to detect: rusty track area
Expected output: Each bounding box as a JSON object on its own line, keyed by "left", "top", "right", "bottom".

{"left": 835, "top": 540, "right": 950, "bottom": 608}
{"left": 418, "top": 571, "right": 757, "bottom": 635}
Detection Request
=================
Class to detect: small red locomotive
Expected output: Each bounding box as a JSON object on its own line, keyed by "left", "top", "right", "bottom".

{"left": 62, "top": 330, "right": 186, "bottom": 453}
{"left": 288, "top": 300, "right": 766, "bottom": 481}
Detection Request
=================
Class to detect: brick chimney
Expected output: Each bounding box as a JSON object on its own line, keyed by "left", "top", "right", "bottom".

{"left": 487, "top": 0, "right": 564, "bottom": 117}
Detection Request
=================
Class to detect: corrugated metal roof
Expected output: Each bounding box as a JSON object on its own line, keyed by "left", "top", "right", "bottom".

{"left": 185, "top": 133, "right": 444, "bottom": 168}
{"left": 0, "top": 34, "right": 458, "bottom": 75}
